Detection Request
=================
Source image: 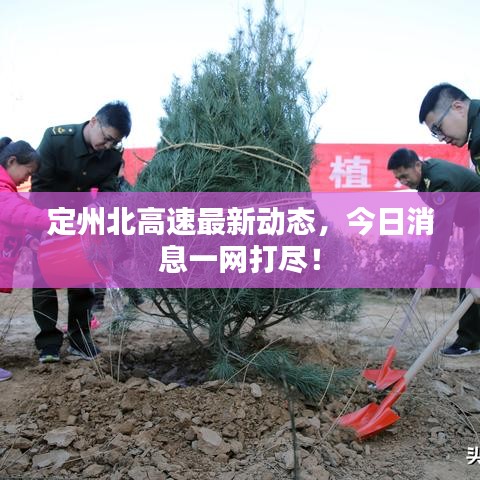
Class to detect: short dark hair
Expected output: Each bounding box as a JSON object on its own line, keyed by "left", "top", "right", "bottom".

{"left": 387, "top": 148, "right": 420, "bottom": 170}
{"left": 418, "top": 83, "right": 469, "bottom": 123}
{"left": 96, "top": 101, "right": 132, "bottom": 138}
{"left": 0, "top": 137, "right": 40, "bottom": 168}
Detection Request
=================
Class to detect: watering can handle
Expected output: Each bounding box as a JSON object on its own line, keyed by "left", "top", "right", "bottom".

{"left": 404, "top": 293, "right": 474, "bottom": 385}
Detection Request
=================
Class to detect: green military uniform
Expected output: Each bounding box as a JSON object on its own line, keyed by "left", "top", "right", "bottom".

{"left": 467, "top": 99, "right": 480, "bottom": 173}
{"left": 31, "top": 122, "right": 123, "bottom": 352}
{"left": 418, "top": 157, "right": 480, "bottom": 192}
{"left": 32, "top": 122, "right": 122, "bottom": 193}
{"left": 418, "top": 158, "right": 480, "bottom": 349}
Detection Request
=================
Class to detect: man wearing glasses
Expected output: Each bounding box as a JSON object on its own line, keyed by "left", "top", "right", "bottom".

{"left": 419, "top": 84, "right": 480, "bottom": 357}
{"left": 419, "top": 83, "right": 480, "bottom": 168}
{"left": 31, "top": 101, "right": 132, "bottom": 363}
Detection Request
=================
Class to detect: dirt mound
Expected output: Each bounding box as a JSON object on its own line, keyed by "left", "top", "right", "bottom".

{"left": 120, "top": 339, "right": 213, "bottom": 386}
{"left": 0, "top": 331, "right": 478, "bottom": 479}
{"left": 1, "top": 292, "right": 480, "bottom": 479}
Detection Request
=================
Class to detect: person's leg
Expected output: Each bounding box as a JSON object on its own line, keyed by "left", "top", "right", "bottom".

{"left": 441, "top": 289, "right": 480, "bottom": 356}
{"left": 67, "top": 288, "right": 94, "bottom": 343}
{"left": 32, "top": 288, "right": 63, "bottom": 351}
{"left": 460, "top": 223, "right": 480, "bottom": 346}
{"left": 452, "top": 288, "right": 480, "bottom": 348}
{"left": 32, "top": 251, "right": 63, "bottom": 356}
{"left": 442, "top": 222, "right": 480, "bottom": 355}
{"left": 67, "top": 288, "right": 100, "bottom": 359}
{"left": 93, "top": 287, "right": 106, "bottom": 311}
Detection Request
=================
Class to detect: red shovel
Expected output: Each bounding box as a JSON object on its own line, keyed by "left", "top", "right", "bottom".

{"left": 362, "top": 289, "right": 421, "bottom": 390}
{"left": 340, "top": 293, "right": 474, "bottom": 439}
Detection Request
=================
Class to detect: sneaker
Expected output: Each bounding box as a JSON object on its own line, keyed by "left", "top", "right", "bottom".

{"left": 67, "top": 339, "right": 101, "bottom": 361}
{"left": 440, "top": 343, "right": 480, "bottom": 357}
{"left": 39, "top": 345, "right": 61, "bottom": 364}
{"left": 0, "top": 367, "right": 12, "bottom": 382}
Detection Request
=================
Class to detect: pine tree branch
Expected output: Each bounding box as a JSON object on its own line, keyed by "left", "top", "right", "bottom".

{"left": 249, "top": 313, "right": 290, "bottom": 334}
{"left": 158, "top": 138, "right": 309, "bottom": 180}
{"left": 153, "top": 290, "right": 204, "bottom": 348}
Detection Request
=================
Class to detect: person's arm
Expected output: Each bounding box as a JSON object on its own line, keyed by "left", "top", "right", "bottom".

{"left": 416, "top": 181, "right": 457, "bottom": 290}
{"left": 98, "top": 171, "right": 121, "bottom": 192}
{"left": 0, "top": 194, "right": 51, "bottom": 232}
{"left": 96, "top": 154, "right": 123, "bottom": 192}
{"left": 25, "top": 234, "right": 40, "bottom": 251}
{"left": 426, "top": 195, "right": 456, "bottom": 267}
{"left": 422, "top": 175, "right": 458, "bottom": 264}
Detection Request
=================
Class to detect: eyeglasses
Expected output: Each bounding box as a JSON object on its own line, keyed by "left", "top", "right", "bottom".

{"left": 430, "top": 105, "right": 451, "bottom": 139}
{"left": 98, "top": 121, "right": 123, "bottom": 148}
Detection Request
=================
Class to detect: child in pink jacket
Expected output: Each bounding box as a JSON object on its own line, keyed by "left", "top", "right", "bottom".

{"left": 0, "top": 137, "right": 51, "bottom": 381}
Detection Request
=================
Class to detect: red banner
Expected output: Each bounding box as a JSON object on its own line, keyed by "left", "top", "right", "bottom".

{"left": 122, "top": 144, "right": 471, "bottom": 192}
{"left": 310, "top": 144, "right": 470, "bottom": 192}
{"left": 122, "top": 148, "right": 155, "bottom": 185}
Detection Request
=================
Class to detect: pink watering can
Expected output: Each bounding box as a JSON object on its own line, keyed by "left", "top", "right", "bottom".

{"left": 37, "top": 232, "right": 112, "bottom": 288}
{"left": 38, "top": 187, "right": 112, "bottom": 288}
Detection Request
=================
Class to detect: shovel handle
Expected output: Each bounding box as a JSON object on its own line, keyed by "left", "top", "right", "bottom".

{"left": 374, "top": 345, "right": 397, "bottom": 380}
{"left": 404, "top": 293, "right": 474, "bottom": 385}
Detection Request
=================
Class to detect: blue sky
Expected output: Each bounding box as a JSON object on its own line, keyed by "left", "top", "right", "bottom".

{"left": 1, "top": 0, "right": 479, "bottom": 148}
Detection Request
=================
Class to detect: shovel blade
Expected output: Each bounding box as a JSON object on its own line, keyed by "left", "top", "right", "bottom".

{"left": 339, "top": 402, "right": 400, "bottom": 439}
{"left": 363, "top": 367, "right": 407, "bottom": 390}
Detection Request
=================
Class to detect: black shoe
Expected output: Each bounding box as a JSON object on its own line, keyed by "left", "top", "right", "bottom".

{"left": 67, "top": 338, "right": 101, "bottom": 361}
{"left": 440, "top": 343, "right": 480, "bottom": 357}
{"left": 39, "top": 345, "right": 61, "bottom": 364}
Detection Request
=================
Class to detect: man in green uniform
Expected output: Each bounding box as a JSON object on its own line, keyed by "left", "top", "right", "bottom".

{"left": 32, "top": 101, "right": 132, "bottom": 363}
{"left": 388, "top": 147, "right": 480, "bottom": 357}
{"left": 419, "top": 83, "right": 480, "bottom": 168}
{"left": 419, "top": 84, "right": 480, "bottom": 357}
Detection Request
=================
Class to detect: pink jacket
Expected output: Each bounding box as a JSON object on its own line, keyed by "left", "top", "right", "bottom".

{"left": 0, "top": 166, "right": 51, "bottom": 291}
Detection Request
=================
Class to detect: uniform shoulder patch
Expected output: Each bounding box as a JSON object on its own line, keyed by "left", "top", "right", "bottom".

{"left": 51, "top": 125, "right": 75, "bottom": 136}
{"left": 431, "top": 191, "right": 445, "bottom": 206}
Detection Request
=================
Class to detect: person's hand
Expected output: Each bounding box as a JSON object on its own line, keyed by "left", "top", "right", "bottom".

{"left": 415, "top": 265, "right": 438, "bottom": 295}
{"left": 28, "top": 238, "right": 40, "bottom": 252}
{"left": 466, "top": 274, "right": 480, "bottom": 303}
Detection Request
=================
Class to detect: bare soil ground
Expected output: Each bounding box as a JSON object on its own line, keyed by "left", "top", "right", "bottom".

{"left": 1, "top": 290, "right": 480, "bottom": 479}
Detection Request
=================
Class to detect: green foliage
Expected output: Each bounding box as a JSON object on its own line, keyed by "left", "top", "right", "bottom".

{"left": 248, "top": 349, "right": 358, "bottom": 400}
{"left": 210, "top": 348, "right": 358, "bottom": 401}
{"left": 161, "top": 288, "right": 360, "bottom": 351}
{"left": 137, "top": 0, "right": 320, "bottom": 193}
{"left": 208, "top": 356, "right": 238, "bottom": 382}
{"left": 135, "top": 0, "right": 360, "bottom": 394}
